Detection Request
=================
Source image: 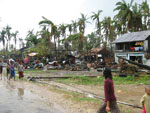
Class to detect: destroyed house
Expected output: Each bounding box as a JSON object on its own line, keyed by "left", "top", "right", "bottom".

{"left": 84, "top": 48, "right": 112, "bottom": 63}
{"left": 113, "top": 30, "right": 150, "bottom": 65}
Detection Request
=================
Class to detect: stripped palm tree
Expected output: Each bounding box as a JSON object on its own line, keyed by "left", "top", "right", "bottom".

{"left": 91, "top": 10, "right": 103, "bottom": 35}
{"left": 91, "top": 10, "right": 103, "bottom": 47}
{"left": 59, "top": 24, "right": 68, "bottom": 52}
{"left": 5, "top": 25, "right": 12, "bottom": 51}
{"left": 140, "top": 0, "right": 150, "bottom": 30}
{"left": 0, "top": 30, "right": 6, "bottom": 50}
{"left": 12, "top": 31, "right": 19, "bottom": 51}
{"left": 78, "top": 13, "right": 89, "bottom": 52}
{"left": 39, "top": 16, "right": 54, "bottom": 47}
{"left": 71, "top": 20, "right": 78, "bottom": 34}
{"left": 0, "top": 30, "right": 6, "bottom": 56}
{"left": 132, "top": 3, "right": 142, "bottom": 31}
{"left": 102, "top": 17, "right": 116, "bottom": 48}
{"left": 67, "top": 24, "right": 73, "bottom": 35}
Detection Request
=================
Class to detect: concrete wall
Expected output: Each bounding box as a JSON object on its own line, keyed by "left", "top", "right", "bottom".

{"left": 115, "top": 52, "right": 145, "bottom": 63}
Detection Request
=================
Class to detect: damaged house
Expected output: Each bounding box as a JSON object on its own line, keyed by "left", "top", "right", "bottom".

{"left": 113, "top": 30, "right": 150, "bottom": 65}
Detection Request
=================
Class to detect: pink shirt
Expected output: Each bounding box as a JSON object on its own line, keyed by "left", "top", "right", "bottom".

{"left": 104, "top": 78, "right": 116, "bottom": 102}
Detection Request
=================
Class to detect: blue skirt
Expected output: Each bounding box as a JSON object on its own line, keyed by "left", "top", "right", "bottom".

{"left": 10, "top": 70, "right": 15, "bottom": 77}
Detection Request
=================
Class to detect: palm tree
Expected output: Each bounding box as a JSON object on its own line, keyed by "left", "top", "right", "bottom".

{"left": 59, "top": 23, "right": 67, "bottom": 38}
{"left": 140, "top": 0, "right": 150, "bottom": 30}
{"left": 77, "top": 13, "right": 89, "bottom": 52}
{"left": 5, "top": 25, "right": 12, "bottom": 50}
{"left": 132, "top": 3, "right": 142, "bottom": 31}
{"left": 71, "top": 20, "right": 78, "bottom": 33}
{"left": 39, "top": 16, "right": 54, "bottom": 46}
{"left": 39, "top": 26, "right": 50, "bottom": 44}
{"left": 78, "top": 13, "right": 89, "bottom": 35}
{"left": 12, "top": 31, "right": 19, "bottom": 51}
{"left": 66, "top": 33, "right": 83, "bottom": 51}
{"left": 59, "top": 24, "right": 68, "bottom": 52}
{"left": 19, "top": 38, "right": 24, "bottom": 49}
{"left": 67, "top": 24, "right": 72, "bottom": 35}
{"left": 0, "top": 30, "right": 6, "bottom": 50}
{"left": 51, "top": 24, "right": 58, "bottom": 55}
{"left": 102, "top": 17, "right": 116, "bottom": 48}
{"left": 91, "top": 10, "right": 103, "bottom": 47}
{"left": 114, "top": 0, "right": 134, "bottom": 32}
{"left": 55, "top": 28, "right": 61, "bottom": 49}
{"left": 91, "top": 10, "right": 103, "bottom": 35}
{"left": 87, "top": 32, "right": 97, "bottom": 49}
{"left": 26, "top": 30, "right": 39, "bottom": 47}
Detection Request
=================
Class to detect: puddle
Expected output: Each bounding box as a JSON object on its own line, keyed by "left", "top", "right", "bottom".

{"left": 0, "top": 78, "right": 65, "bottom": 113}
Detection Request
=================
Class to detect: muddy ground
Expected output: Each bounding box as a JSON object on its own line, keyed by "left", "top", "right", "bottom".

{"left": 23, "top": 69, "right": 145, "bottom": 113}
{"left": 0, "top": 78, "right": 66, "bottom": 113}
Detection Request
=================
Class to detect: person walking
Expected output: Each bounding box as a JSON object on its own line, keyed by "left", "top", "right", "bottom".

{"left": 97, "top": 67, "right": 121, "bottom": 113}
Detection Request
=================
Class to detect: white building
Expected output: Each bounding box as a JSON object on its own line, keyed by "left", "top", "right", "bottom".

{"left": 112, "top": 30, "right": 150, "bottom": 66}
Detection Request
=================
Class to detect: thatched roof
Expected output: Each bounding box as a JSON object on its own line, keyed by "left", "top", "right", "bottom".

{"left": 91, "top": 48, "right": 104, "bottom": 53}
{"left": 113, "top": 30, "right": 150, "bottom": 44}
{"left": 84, "top": 48, "right": 110, "bottom": 56}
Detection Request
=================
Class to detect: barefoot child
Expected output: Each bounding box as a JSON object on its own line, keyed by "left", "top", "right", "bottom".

{"left": 18, "top": 61, "right": 24, "bottom": 79}
{"left": 9, "top": 61, "right": 15, "bottom": 81}
{"left": 0, "top": 59, "right": 3, "bottom": 80}
{"left": 6, "top": 60, "right": 10, "bottom": 79}
{"left": 140, "top": 86, "right": 150, "bottom": 113}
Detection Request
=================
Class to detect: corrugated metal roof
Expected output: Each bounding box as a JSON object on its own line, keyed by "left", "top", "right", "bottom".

{"left": 113, "top": 30, "right": 150, "bottom": 43}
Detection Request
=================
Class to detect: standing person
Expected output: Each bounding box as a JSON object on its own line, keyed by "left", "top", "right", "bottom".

{"left": 97, "top": 67, "right": 121, "bottom": 113}
{"left": 18, "top": 61, "right": 24, "bottom": 79}
{"left": 9, "top": 60, "right": 15, "bottom": 81}
{"left": 0, "top": 59, "right": 3, "bottom": 80}
{"left": 140, "top": 86, "right": 150, "bottom": 113}
{"left": 6, "top": 60, "right": 10, "bottom": 79}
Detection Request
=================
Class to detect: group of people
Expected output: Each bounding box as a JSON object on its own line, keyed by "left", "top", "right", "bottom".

{"left": 97, "top": 67, "right": 150, "bottom": 113}
{"left": 0, "top": 59, "right": 24, "bottom": 80}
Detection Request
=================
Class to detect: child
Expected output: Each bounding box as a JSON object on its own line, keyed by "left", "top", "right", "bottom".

{"left": 9, "top": 60, "right": 15, "bottom": 81}
{"left": 18, "top": 61, "right": 24, "bottom": 79}
{"left": 6, "top": 60, "right": 10, "bottom": 79}
{"left": 140, "top": 86, "right": 150, "bottom": 113}
{"left": 0, "top": 59, "right": 3, "bottom": 80}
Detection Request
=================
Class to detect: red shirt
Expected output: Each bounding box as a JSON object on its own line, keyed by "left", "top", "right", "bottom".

{"left": 104, "top": 78, "right": 116, "bottom": 102}
{"left": 36, "top": 60, "right": 39, "bottom": 64}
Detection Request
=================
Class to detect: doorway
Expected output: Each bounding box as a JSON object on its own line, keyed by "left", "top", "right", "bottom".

{"left": 130, "top": 56, "right": 143, "bottom": 64}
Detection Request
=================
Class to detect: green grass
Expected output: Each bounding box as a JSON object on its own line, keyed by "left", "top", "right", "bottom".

{"left": 23, "top": 69, "right": 150, "bottom": 85}
{"left": 56, "top": 75, "right": 150, "bottom": 85}
{"left": 24, "top": 69, "right": 43, "bottom": 74}
{"left": 73, "top": 96, "right": 101, "bottom": 104}
{"left": 50, "top": 85, "right": 101, "bottom": 104}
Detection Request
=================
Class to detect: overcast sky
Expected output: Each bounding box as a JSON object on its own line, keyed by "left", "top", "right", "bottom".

{"left": 0, "top": 0, "right": 149, "bottom": 39}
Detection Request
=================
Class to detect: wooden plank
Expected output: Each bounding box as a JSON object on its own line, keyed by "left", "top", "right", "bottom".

{"left": 27, "top": 75, "right": 97, "bottom": 81}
